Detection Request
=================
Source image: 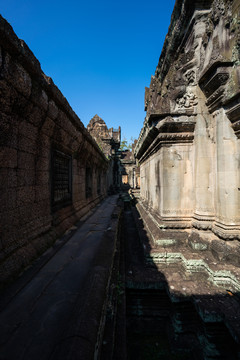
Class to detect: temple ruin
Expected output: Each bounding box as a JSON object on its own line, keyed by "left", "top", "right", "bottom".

{"left": 0, "top": 15, "right": 118, "bottom": 285}
{"left": 87, "top": 114, "right": 122, "bottom": 191}
{"left": 0, "top": 0, "right": 240, "bottom": 359}
{"left": 120, "top": 140, "right": 140, "bottom": 189}
{"left": 135, "top": 0, "right": 240, "bottom": 259}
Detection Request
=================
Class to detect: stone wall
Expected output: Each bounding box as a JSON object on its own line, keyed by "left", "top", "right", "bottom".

{"left": 87, "top": 115, "right": 122, "bottom": 190}
{"left": 120, "top": 146, "right": 140, "bottom": 189}
{"left": 135, "top": 0, "right": 240, "bottom": 242}
{"left": 0, "top": 15, "right": 109, "bottom": 285}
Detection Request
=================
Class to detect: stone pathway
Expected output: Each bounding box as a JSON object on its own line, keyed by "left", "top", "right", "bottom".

{"left": 0, "top": 195, "right": 120, "bottom": 360}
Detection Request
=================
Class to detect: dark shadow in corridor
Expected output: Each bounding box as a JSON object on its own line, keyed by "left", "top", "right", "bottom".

{"left": 120, "top": 191, "right": 240, "bottom": 360}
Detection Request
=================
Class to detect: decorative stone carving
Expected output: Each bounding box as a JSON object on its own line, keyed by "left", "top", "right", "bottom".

{"left": 185, "top": 70, "right": 196, "bottom": 85}
{"left": 176, "top": 90, "right": 198, "bottom": 109}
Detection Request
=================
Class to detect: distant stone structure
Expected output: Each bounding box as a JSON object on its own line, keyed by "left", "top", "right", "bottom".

{"left": 135, "top": 0, "right": 240, "bottom": 259}
{"left": 0, "top": 16, "right": 113, "bottom": 285}
{"left": 87, "top": 114, "right": 121, "bottom": 191}
{"left": 87, "top": 115, "right": 141, "bottom": 190}
{"left": 120, "top": 140, "right": 140, "bottom": 189}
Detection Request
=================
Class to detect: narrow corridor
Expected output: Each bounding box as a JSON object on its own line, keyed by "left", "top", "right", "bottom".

{"left": 0, "top": 192, "right": 240, "bottom": 359}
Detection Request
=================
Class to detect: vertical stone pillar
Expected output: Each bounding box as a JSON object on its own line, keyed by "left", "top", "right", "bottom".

{"left": 160, "top": 141, "right": 194, "bottom": 227}
{"left": 133, "top": 168, "right": 136, "bottom": 189}
{"left": 212, "top": 109, "right": 240, "bottom": 239}
{"left": 192, "top": 114, "right": 215, "bottom": 230}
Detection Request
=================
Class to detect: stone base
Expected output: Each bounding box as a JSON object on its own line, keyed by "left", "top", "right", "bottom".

{"left": 212, "top": 221, "right": 240, "bottom": 241}
{"left": 136, "top": 198, "right": 240, "bottom": 269}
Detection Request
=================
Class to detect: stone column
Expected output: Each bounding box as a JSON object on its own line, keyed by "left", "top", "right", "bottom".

{"left": 160, "top": 141, "right": 194, "bottom": 227}
{"left": 212, "top": 109, "right": 240, "bottom": 239}
{"left": 192, "top": 113, "right": 215, "bottom": 230}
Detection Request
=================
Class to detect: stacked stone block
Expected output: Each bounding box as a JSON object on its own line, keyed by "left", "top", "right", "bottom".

{"left": 0, "top": 15, "right": 108, "bottom": 285}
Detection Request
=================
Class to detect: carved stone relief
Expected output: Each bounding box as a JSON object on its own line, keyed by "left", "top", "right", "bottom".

{"left": 185, "top": 70, "right": 196, "bottom": 85}
{"left": 176, "top": 89, "right": 198, "bottom": 109}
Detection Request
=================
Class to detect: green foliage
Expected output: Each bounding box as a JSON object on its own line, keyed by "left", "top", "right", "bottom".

{"left": 120, "top": 136, "right": 136, "bottom": 151}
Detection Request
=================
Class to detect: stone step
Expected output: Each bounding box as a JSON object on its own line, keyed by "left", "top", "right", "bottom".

{"left": 127, "top": 198, "right": 240, "bottom": 358}
{"left": 126, "top": 284, "right": 240, "bottom": 359}
{"left": 157, "top": 264, "right": 240, "bottom": 352}
{"left": 148, "top": 245, "right": 240, "bottom": 292}
{"left": 136, "top": 200, "right": 240, "bottom": 269}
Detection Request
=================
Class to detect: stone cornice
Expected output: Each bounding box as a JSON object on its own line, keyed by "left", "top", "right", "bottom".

{"left": 134, "top": 125, "right": 159, "bottom": 161}
{"left": 137, "top": 119, "right": 196, "bottom": 164}
{"left": 135, "top": 114, "right": 196, "bottom": 162}
{"left": 199, "top": 62, "right": 232, "bottom": 97}
{"left": 199, "top": 61, "right": 233, "bottom": 113}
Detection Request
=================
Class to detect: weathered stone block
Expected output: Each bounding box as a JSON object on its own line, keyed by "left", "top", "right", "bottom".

{"left": 36, "top": 133, "right": 51, "bottom": 158}
{"left": 18, "top": 135, "right": 37, "bottom": 154}
{"left": 0, "top": 147, "right": 17, "bottom": 168}
{"left": 18, "top": 151, "right": 35, "bottom": 169}
{"left": 17, "top": 186, "right": 35, "bottom": 206}
{"left": 17, "top": 168, "right": 35, "bottom": 187}
{"left": 0, "top": 79, "right": 14, "bottom": 113}
{"left": 19, "top": 120, "right": 38, "bottom": 141}
{"left": 35, "top": 170, "right": 49, "bottom": 186}
{"left": 47, "top": 100, "right": 58, "bottom": 120}
{"left": 0, "top": 168, "right": 17, "bottom": 188}
{"left": 35, "top": 185, "right": 50, "bottom": 202}
{"left": 35, "top": 156, "right": 49, "bottom": 171}
{"left": 36, "top": 200, "right": 51, "bottom": 216}
{"left": 2, "top": 52, "right": 32, "bottom": 98}
{"left": 0, "top": 114, "right": 18, "bottom": 148}
{"left": 41, "top": 117, "right": 55, "bottom": 137}
{"left": 30, "top": 82, "right": 48, "bottom": 111}
{"left": 56, "top": 109, "right": 67, "bottom": 128}
{"left": 57, "top": 128, "right": 69, "bottom": 146}
{"left": 0, "top": 188, "right": 17, "bottom": 210}
{"left": 25, "top": 104, "right": 46, "bottom": 127}
{"left": 17, "top": 201, "right": 50, "bottom": 228}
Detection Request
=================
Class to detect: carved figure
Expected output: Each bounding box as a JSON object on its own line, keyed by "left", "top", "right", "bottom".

{"left": 176, "top": 90, "right": 198, "bottom": 108}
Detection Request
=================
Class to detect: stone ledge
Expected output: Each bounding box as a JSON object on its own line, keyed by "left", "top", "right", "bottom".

{"left": 148, "top": 251, "right": 240, "bottom": 292}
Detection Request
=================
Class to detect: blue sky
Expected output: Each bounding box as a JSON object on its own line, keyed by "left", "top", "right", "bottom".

{"left": 1, "top": 0, "right": 176, "bottom": 143}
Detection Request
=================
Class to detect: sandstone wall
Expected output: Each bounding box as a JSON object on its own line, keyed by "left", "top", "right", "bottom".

{"left": 87, "top": 115, "right": 122, "bottom": 191}
{"left": 120, "top": 149, "right": 139, "bottom": 189}
{"left": 135, "top": 0, "right": 240, "bottom": 241}
{"left": 0, "top": 15, "right": 108, "bottom": 285}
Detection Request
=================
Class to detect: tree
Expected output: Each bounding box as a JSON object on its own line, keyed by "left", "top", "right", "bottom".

{"left": 120, "top": 136, "right": 136, "bottom": 151}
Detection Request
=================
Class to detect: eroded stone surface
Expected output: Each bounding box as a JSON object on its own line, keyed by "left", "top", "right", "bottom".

{"left": 0, "top": 16, "right": 117, "bottom": 285}
{"left": 135, "top": 0, "right": 240, "bottom": 243}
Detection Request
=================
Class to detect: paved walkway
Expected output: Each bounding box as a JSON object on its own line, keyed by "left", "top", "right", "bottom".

{"left": 0, "top": 195, "right": 119, "bottom": 360}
